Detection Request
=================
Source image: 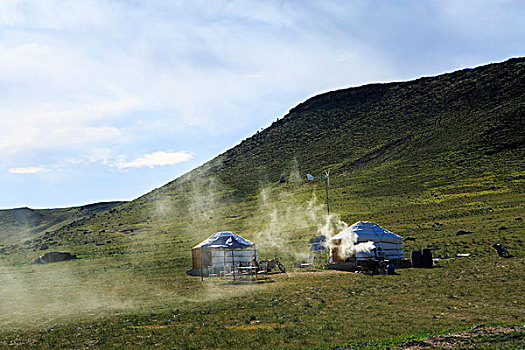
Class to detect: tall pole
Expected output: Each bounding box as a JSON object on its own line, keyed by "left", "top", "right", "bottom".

{"left": 325, "top": 176, "right": 330, "bottom": 215}
{"left": 200, "top": 250, "right": 203, "bottom": 281}
{"left": 231, "top": 249, "right": 235, "bottom": 281}
{"left": 307, "top": 171, "right": 331, "bottom": 216}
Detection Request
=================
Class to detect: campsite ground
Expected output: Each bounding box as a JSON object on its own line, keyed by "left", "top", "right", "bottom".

{"left": 0, "top": 253, "right": 523, "bottom": 349}
{"left": 1, "top": 176, "right": 524, "bottom": 348}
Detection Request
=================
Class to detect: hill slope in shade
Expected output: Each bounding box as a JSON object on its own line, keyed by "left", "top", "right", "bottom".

{"left": 0, "top": 202, "right": 126, "bottom": 249}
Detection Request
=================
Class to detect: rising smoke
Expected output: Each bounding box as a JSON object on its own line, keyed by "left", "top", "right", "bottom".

{"left": 253, "top": 165, "right": 350, "bottom": 261}
{"left": 329, "top": 229, "right": 376, "bottom": 262}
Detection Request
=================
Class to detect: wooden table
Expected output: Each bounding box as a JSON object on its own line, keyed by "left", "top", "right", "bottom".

{"left": 237, "top": 266, "right": 258, "bottom": 280}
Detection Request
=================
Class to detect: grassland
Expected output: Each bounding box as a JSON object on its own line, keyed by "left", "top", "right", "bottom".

{"left": 0, "top": 250, "right": 523, "bottom": 348}
{"left": 0, "top": 58, "right": 524, "bottom": 348}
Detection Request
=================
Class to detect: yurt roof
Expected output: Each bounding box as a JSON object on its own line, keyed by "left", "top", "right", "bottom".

{"left": 330, "top": 221, "right": 403, "bottom": 243}
{"left": 193, "top": 231, "right": 256, "bottom": 249}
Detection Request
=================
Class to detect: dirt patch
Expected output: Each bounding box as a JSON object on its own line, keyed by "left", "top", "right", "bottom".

{"left": 129, "top": 325, "right": 170, "bottom": 329}
{"left": 228, "top": 322, "right": 284, "bottom": 330}
{"left": 399, "top": 325, "right": 524, "bottom": 349}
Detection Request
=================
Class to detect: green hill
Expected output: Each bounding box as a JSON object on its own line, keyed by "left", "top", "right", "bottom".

{"left": 2, "top": 56, "right": 523, "bottom": 267}
{"left": 0, "top": 58, "right": 523, "bottom": 349}
{"left": 40, "top": 57, "right": 524, "bottom": 254}
{"left": 3, "top": 58, "right": 524, "bottom": 261}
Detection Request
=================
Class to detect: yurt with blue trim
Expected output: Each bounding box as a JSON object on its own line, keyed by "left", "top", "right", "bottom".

{"left": 190, "top": 232, "right": 258, "bottom": 274}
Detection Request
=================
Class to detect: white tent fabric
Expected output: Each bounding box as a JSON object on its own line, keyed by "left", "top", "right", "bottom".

{"left": 191, "top": 232, "right": 258, "bottom": 270}
{"left": 329, "top": 221, "right": 404, "bottom": 261}
{"left": 193, "top": 231, "right": 255, "bottom": 249}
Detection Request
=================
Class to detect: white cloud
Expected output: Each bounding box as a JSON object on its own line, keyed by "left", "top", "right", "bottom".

{"left": 113, "top": 151, "right": 193, "bottom": 169}
{"left": 8, "top": 167, "right": 46, "bottom": 174}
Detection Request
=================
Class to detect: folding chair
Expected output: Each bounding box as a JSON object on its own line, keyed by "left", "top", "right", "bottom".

{"left": 208, "top": 266, "right": 218, "bottom": 280}
{"left": 256, "top": 261, "right": 268, "bottom": 279}
{"left": 221, "top": 265, "right": 234, "bottom": 280}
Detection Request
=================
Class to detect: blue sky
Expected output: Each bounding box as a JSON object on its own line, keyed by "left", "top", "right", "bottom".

{"left": 1, "top": 0, "right": 524, "bottom": 209}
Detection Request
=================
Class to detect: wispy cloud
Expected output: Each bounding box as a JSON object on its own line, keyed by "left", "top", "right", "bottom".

{"left": 113, "top": 151, "right": 193, "bottom": 169}
{"left": 8, "top": 167, "right": 46, "bottom": 174}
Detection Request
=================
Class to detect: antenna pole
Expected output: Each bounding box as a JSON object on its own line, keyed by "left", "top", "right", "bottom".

{"left": 325, "top": 176, "right": 330, "bottom": 215}
{"left": 307, "top": 170, "right": 331, "bottom": 216}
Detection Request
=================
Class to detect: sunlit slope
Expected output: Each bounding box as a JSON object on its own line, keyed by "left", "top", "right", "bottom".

{"left": 10, "top": 58, "right": 525, "bottom": 260}
{"left": 109, "top": 59, "right": 522, "bottom": 217}
{"left": 155, "top": 57, "right": 525, "bottom": 201}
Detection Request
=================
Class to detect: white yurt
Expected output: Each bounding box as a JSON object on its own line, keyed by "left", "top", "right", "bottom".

{"left": 329, "top": 221, "right": 404, "bottom": 263}
{"left": 191, "top": 232, "right": 258, "bottom": 275}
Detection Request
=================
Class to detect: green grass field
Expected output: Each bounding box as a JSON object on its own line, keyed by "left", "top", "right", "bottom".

{"left": 1, "top": 178, "right": 523, "bottom": 349}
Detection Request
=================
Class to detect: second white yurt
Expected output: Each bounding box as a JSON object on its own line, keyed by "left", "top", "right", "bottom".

{"left": 329, "top": 221, "right": 404, "bottom": 263}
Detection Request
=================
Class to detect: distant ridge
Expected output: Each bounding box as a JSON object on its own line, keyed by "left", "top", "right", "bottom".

{"left": 0, "top": 201, "right": 126, "bottom": 246}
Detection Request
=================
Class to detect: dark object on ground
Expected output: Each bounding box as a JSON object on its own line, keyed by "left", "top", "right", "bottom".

{"left": 33, "top": 251, "right": 77, "bottom": 264}
{"left": 186, "top": 269, "right": 201, "bottom": 276}
{"left": 411, "top": 250, "right": 422, "bottom": 268}
{"left": 411, "top": 249, "right": 433, "bottom": 268}
{"left": 421, "top": 249, "right": 433, "bottom": 268}
{"left": 358, "top": 259, "right": 387, "bottom": 275}
{"left": 405, "top": 237, "right": 416, "bottom": 241}
{"left": 387, "top": 263, "right": 397, "bottom": 275}
{"left": 456, "top": 230, "right": 472, "bottom": 236}
{"left": 492, "top": 240, "right": 511, "bottom": 258}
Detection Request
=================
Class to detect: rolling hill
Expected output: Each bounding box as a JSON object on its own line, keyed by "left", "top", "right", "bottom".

{"left": 0, "top": 202, "right": 125, "bottom": 256}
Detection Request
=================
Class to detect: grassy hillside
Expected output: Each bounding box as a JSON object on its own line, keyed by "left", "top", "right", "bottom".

{"left": 35, "top": 57, "right": 524, "bottom": 261}
{"left": 0, "top": 58, "right": 523, "bottom": 348}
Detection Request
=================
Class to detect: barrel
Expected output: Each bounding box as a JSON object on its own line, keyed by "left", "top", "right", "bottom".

{"left": 422, "top": 249, "right": 433, "bottom": 268}
{"left": 411, "top": 250, "right": 421, "bottom": 268}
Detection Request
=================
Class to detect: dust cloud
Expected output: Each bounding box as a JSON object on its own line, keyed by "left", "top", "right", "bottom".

{"left": 0, "top": 160, "right": 362, "bottom": 331}
{"left": 0, "top": 262, "right": 133, "bottom": 329}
